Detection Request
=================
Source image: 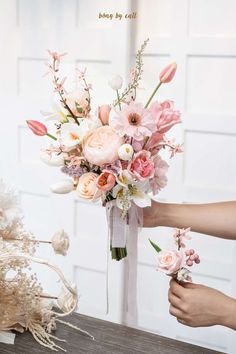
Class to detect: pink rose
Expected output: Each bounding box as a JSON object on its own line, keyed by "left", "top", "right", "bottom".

{"left": 150, "top": 100, "right": 181, "bottom": 134}
{"left": 98, "top": 105, "right": 111, "bottom": 125}
{"left": 128, "top": 150, "right": 155, "bottom": 181}
{"left": 77, "top": 172, "right": 101, "bottom": 200}
{"left": 96, "top": 170, "right": 116, "bottom": 192}
{"left": 157, "top": 250, "right": 183, "bottom": 275}
{"left": 83, "top": 126, "right": 123, "bottom": 166}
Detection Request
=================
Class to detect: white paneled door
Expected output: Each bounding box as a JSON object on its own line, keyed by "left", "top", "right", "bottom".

{"left": 0, "top": 0, "right": 236, "bottom": 353}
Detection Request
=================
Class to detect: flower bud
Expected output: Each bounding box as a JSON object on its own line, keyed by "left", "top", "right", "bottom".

{"left": 50, "top": 179, "right": 74, "bottom": 194}
{"left": 118, "top": 144, "right": 134, "bottom": 161}
{"left": 159, "top": 62, "right": 177, "bottom": 83}
{"left": 98, "top": 104, "right": 111, "bottom": 125}
{"left": 108, "top": 75, "right": 123, "bottom": 90}
{"left": 26, "top": 120, "right": 48, "bottom": 136}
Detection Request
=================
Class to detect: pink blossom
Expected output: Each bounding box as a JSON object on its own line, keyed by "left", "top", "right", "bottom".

{"left": 98, "top": 105, "right": 111, "bottom": 125}
{"left": 109, "top": 102, "right": 156, "bottom": 141}
{"left": 128, "top": 150, "right": 155, "bottom": 181}
{"left": 159, "top": 62, "right": 177, "bottom": 84}
{"left": 150, "top": 155, "right": 169, "bottom": 195}
{"left": 76, "top": 67, "right": 87, "bottom": 80}
{"left": 96, "top": 170, "right": 116, "bottom": 192}
{"left": 54, "top": 77, "right": 67, "bottom": 92}
{"left": 26, "top": 120, "right": 47, "bottom": 136}
{"left": 173, "top": 228, "right": 191, "bottom": 248}
{"left": 132, "top": 139, "right": 145, "bottom": 152}
{"left": 150, "top": 100, "right": 181, "bottom": 134}
{"left": 145, "top": 132, "right": 164, "bottom": 151}
{"left": 169, "top": 143, "right": 184, "bottom": 158}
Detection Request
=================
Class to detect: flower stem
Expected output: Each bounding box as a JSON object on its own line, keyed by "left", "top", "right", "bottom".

{"left": 47, "top": 133, "right": 57, "bottom": 141}
{"left": 116, "top": 90, "right": 121, "bottom": 110}
{"left": 144, "top": 81, "right": 162, "bottom": 108}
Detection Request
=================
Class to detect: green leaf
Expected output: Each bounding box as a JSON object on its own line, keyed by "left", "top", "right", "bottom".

{"left": 149, "top": 238, "right": 162, "bottom": 253}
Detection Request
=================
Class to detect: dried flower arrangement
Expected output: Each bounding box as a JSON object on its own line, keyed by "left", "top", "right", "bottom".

{"left": 0, "top": 180, "right": 93, "bottom": 351}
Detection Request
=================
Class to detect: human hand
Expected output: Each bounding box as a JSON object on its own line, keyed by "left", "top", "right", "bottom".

{"left": 168, "top": 279, "right": 236, "bottom": 328}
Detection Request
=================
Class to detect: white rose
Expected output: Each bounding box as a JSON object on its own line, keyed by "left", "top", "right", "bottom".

{"left": 51, "top": 229, "right": 70, "bottom": 256}
{"left": 108, "top": 75, "right": 123, "bottom": 90}
{"left": 50, "top": 179, "right": 74, "bottom": 194}
{"left": 118, "top": 144, "right": 134, "bottom": 161}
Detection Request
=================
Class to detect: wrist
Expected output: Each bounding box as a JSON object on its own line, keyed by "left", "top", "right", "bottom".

{"left": 219, "top": 296, "right": 236, "bottom": 329}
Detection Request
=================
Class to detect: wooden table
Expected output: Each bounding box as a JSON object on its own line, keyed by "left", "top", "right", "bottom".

{"left": 0, "top": 313, "right": 224, "bottom": 354}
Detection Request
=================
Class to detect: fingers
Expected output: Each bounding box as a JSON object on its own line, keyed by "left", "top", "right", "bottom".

{"left": 168, "top": 288, "right": 181, "bottom": 308}
{"left": 169, "top": 305, "right": 182, "bottom": 318}
{"left": 169, "top": 279, "right": 184, "bottom": 298}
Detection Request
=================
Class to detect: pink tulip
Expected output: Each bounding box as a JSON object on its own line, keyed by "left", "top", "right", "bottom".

{"left": 159, "top": 62, "right": 177, "bottom": 83}
{"left": 26, "top": 120, "right": 48, "bottom": 136}
{"left": 98, "top": 105, "right": 111, "bottom": 125}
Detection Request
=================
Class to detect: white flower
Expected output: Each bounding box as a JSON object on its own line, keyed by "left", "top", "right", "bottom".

{"left": 118, "top": 144, "right": 134, "bottom": 161}
{"left": 176, "top": 268, "right": 192, "bottom": 282}
{"left": 57, "top": 285, "right": 77, "bottom": 312}
{"left": 108, "top": 75, "right": 123, "bottom": 90}
{"left": 51, "top": 229, "right": 70, "bottom": 256}
{"left": 112, "top": 171, "right": 151, "bottom": 210}
{"left": 0, "top": 180, "right": 21, "bottom": 231}
{"left": 60, "top": 122, "right": 87, "bottom": 148}
{"left": 40, "top": 150, "right": 66, "bottom": 167}
{"left": 50, "top": 179, "right": 74, "bottom": 194}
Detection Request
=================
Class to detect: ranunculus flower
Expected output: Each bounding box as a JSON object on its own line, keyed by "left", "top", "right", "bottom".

{"left": 150, "top": 155, "right": 169, "bottom": 195}
{"left": 83, "top": 126, "right": 123, "bottom": 166}
{"left": 96, "top": 170, "right": 116, "bottom": 192}
{"left": 128, "top": 150, "right": 155, "bottom": 181}
{"left": 77, "top": 172, "right": 101, "bottom": 200}
{"left": 118, "top": 144, "right": 134, "bottom": 161}
{"left": 26, "top": 120, "right": 48, "bottom": 136}
{"left": 159, "top": 62, "right": 177, "bottom": 83}
{"left": 108, "top": 75, "right": 123, "bottom": 90}
{"left": 51, "top": 229, "right": 70, "bottom": 256}
{"left": 150, "top": 100, "right": 181, "bottom": 134}
{"left": 109, "top": 102, "right": 156, "bottom": 141}
{"left": 157, "top": 250, "right": 183, "bottom": 275}
{"left": 98, "top": 104, "right": 111, "bottom": 125}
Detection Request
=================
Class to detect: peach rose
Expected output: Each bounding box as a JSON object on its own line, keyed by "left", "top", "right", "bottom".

{"left": 83, "top": 126, "right": 123, "bottom": 166}
{"left": 96, "top": 170, "right": 116, "bottom": 192}
{"left": 77, "top": 172, "right": 101, "bottom": 200}
{"left": 157, "top": 250, "right": 183, "bottom": 275}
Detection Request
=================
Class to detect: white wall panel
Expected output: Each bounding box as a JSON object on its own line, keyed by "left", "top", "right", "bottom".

{"left": 186, "top": 56, "right": 236, "bottom": 114}
{"left": 184, "top": 131, "right": 236, "bottom": 189}
{"left": 188, "top": 0, "right": 236, "bottom": 38}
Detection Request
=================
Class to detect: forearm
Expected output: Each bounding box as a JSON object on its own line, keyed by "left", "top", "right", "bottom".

{"left": 153, "top": 201, "right": 236, "bottom": 240}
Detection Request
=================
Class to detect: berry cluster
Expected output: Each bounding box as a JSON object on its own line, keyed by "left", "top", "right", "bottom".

{"left": 185, "top": 249, "right": 200, "bottom": 267}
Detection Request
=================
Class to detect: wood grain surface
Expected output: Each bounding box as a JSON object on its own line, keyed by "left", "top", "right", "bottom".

{"left": 0, "top": 313, "right": 225, "bottom": 354}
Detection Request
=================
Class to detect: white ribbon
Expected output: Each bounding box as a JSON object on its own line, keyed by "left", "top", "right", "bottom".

{"left": 105, "top": 201, "right": 143, "bottom": 327}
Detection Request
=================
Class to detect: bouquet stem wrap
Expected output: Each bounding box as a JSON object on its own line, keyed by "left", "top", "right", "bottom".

{"left": 106, "top": 201, "right": 143, "bottom": 326}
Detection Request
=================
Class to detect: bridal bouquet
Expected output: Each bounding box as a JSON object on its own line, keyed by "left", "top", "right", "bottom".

{"left": 27, "top": 39, "right": 183, "bottom": 260}
{"left": 150, "top": 228, "right": 200, "bottom": 282}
